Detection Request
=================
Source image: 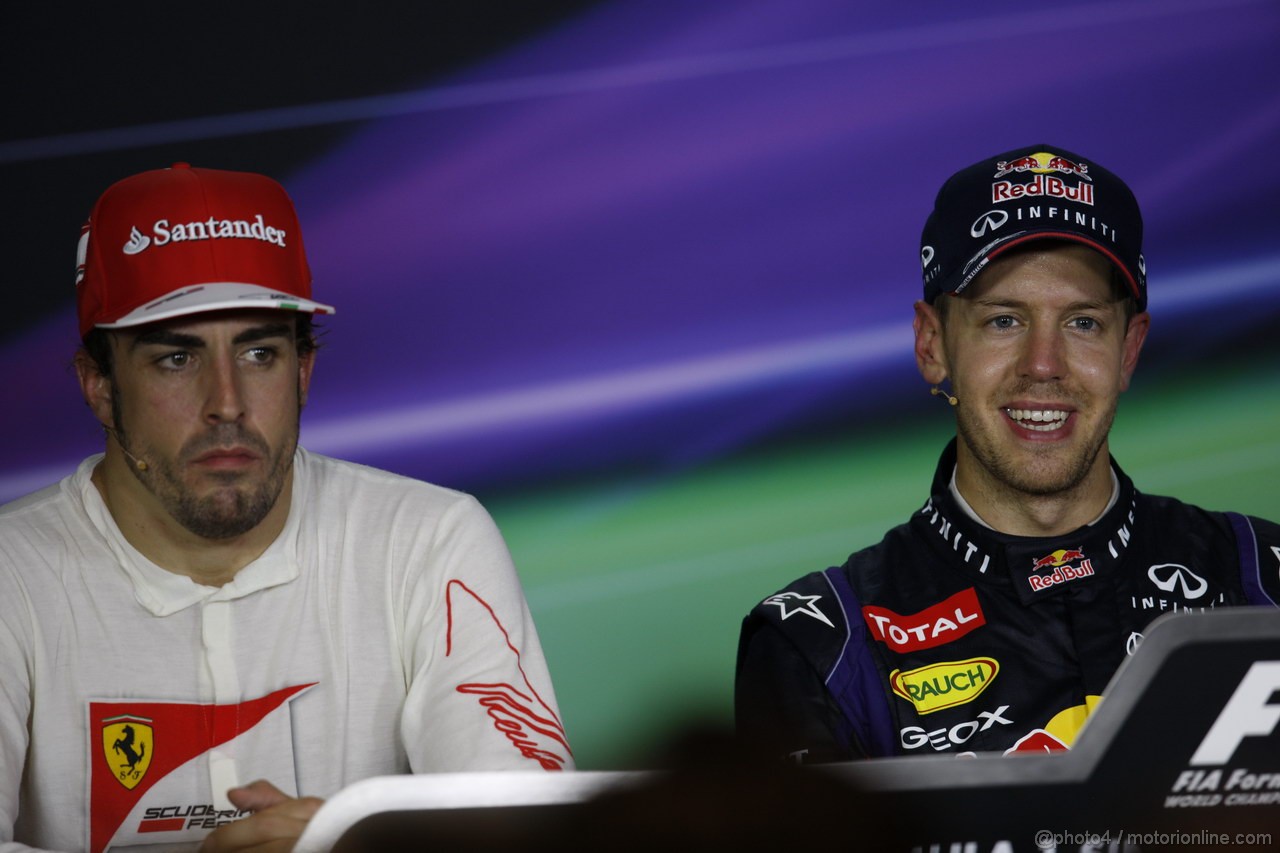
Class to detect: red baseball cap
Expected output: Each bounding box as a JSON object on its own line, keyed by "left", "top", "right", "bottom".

{"left": 75, "top": 163, "right": 336, "bottom": 338}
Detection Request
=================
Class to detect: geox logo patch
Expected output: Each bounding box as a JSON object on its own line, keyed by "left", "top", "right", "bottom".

{"left": 122, "top": 215, "right": 287, "bottom": 255}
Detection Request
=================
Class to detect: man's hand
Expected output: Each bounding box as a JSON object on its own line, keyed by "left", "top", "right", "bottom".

{"left": 199, "top": 779, "right": 324, "bottom": 853}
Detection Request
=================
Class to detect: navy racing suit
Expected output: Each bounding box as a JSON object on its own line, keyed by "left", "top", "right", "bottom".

{"left": 735, "top": 440, "right": 1280, "bottom": 761}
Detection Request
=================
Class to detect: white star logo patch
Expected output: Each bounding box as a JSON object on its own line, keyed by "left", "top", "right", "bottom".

{"left": 762, "top": 592, "right": 834, "bottom": 628}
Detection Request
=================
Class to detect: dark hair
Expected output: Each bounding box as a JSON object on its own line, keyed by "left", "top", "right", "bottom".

{"left": 81, "top": 326, "right": 115, "bottom": 378}
{"left": 80, "top": 313, "right": 318, "bottom": 379}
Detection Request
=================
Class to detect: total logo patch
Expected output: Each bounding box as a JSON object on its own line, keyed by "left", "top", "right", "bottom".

{"left": 1026, "top": 547, "right": 1095, "bottom": 593}
{"left": 890, "top": 657, "right": 999, "bottom": 715}
{"left": 862, "top": 588, "right": 986, "bottom": 653}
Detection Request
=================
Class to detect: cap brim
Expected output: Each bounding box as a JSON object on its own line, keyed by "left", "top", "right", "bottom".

{"left": 955, "top": 230, "right": 1141, "bottom": 303}
{"left": 95, "top": 282, "right": 336, "bottom": 330}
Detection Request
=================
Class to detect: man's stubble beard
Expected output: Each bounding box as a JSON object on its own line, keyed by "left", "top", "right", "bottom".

{"left": 111, "top": 386, "right": 299, "bottom": 541}
{"left": 953, "top": 384, "right": 1118, "bottom": 500}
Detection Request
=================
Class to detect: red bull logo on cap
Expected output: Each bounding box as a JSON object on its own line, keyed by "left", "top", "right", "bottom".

{"left": 1027, "top": 547, "right": 1094, "bottom": 592}
{"left": 993, "top": 151, "right": 1091, "bottom": 181}
{"left": 992, "top": 151, "right": 1095, "bottom": 206}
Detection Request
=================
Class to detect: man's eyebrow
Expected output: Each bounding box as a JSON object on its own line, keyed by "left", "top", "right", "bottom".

{"left": 970, "top": 297, "right": 1112, "bottom": 311}
{"left": 970, "top": 297, "right": 1027, "bottom": 310}
{"left": 130, "top": 329, "right": 204, "bottom": 351}
{"left": 127, "top": 322, "right": 293, "bottom": 352}
{"left": 232, "top": 323, "right": 293, "bottom": 345}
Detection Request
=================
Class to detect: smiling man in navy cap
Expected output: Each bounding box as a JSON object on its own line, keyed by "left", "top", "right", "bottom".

{"left": 0, "top": 164, "right": 573, "bottom": 853}
{"left": 736, "top": 145, "right": 1280, "bottom": 762}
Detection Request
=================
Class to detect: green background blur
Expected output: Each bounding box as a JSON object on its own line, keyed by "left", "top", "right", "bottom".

{"left": 490, "top": 357, "right": 1280, "bottom": 769}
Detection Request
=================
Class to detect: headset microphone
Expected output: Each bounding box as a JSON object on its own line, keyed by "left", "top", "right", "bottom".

{"left": 103, "top": 426, "right": 149, "bottom": 471}
{"left": 122, "top": 448, "right": 149, "bottom": 472}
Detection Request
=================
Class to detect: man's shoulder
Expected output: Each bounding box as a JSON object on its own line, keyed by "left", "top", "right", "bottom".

{"left": 0, "top": 464, "right": 101, "bottom": 587}
{"left": 0, "top": 464, "right": 87, "bottom": 536}
{"left": 1228, "top": 512, "right": 1280, "bottom": 605}
{"left": 1136, "top": 490, "right": 1280, "bottom": 605}
{"left": 742, "top": 568, "right": 851, "bottom": 674}
{"left": 298, "top": 450, "right": 476, "bottom": 510}
{"left": 843, "top": 512, "right": 924, "bottom": 565}
{"left": 1136, "top": 489, "right": 1231, "bottom": 523}
{"left": 750, "top": 568, "right": 839, "bottom": 609}
{"left": 745, "top": 513, "right": 921, "bottom": 622}
{"left": 826, "top": 512, "right": 937, "bottom": 607}
{"left": 1136, "top": 489, "right": 1280, "bottom": 546}
{"left": 293, "top": 450, "right": 503, "bottom": 551}
{"left": 0, "top": 480, "right": 65, "bottom": 519}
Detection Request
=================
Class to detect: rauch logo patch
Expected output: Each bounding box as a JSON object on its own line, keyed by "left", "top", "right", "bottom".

{"left": 890, "top": 657, "right": 999, "bottom": 714}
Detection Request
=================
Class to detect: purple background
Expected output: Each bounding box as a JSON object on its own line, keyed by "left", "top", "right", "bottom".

{"left": 4, "top": 0, "right": 1279, "bottom": 501}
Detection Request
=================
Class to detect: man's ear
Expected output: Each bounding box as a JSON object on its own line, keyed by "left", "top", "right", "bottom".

{"left": 913, "top": 299, "right": 950, "bottom": 385}
{"left": 1118, "top": 310, "right": 1150, "bottom": 393}
{"left": 74, "top": 349, "right": 114, "bottom": 429}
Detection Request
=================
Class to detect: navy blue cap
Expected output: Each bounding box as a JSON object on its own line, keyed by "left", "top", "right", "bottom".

{"left": 920, "top": 145, "right": 1146, "bottom": 311}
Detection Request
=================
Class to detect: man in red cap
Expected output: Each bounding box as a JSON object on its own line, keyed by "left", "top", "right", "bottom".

{"left": 0, "top": 164, "right": 573, "bottom": 853}
{"left": 736, "top": 145, "right": 1280, "bottom": 762}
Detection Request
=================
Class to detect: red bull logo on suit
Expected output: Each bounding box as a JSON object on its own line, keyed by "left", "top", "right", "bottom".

{"left": 1027, "top": 548, "right": 1095, "bottom": 592}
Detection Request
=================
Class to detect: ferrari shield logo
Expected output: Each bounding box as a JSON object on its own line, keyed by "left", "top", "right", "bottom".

{"left": 101, "top": 715, "right": 153, "bottom": 790}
